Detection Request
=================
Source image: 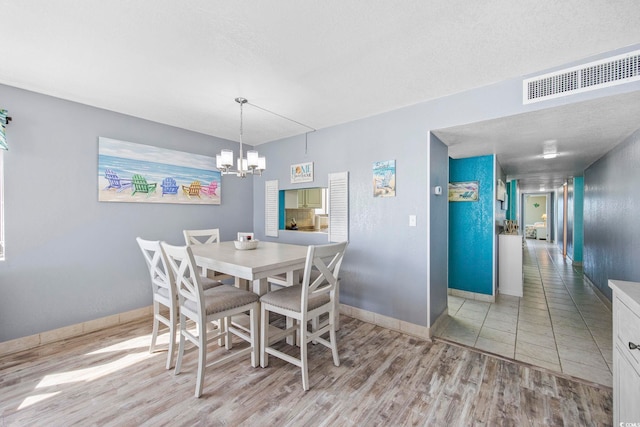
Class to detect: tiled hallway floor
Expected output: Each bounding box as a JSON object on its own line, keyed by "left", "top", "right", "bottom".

{"left": 435, "top": 239, "right": 613, "bottom": 387}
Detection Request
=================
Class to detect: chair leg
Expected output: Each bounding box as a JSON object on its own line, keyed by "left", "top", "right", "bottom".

{"left": 224, "top": 317, "right": 232, "bottom": 350}
{"left": 250, "top": 304, "right": 259, "bottom": 368}
{"left": 260, "top": 305, "right": 269, "bottom": 368}
{"left": 150, "top": 301, "right": 160, "bottom": 354}
{"left": 329, "top": 327, "right": 340, "bottom": 367}
{"left": 195, "top": 320, "right": 207, "bottom": 398}
{"left": 175, "top": 315, "right": 187, "bottom": 375}
{"left": 166, "top": 304, "right": 177, "bottom": 370}
{"left": 301, "top": 334, "right": 309, "bottom": 391}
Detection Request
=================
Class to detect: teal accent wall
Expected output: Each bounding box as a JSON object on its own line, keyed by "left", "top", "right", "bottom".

{"left": 278, "top": 190, "right": 285, "bottom": 230}
{"left": 573, "top": 177, "right": 584, "bottom": 262}
{"left": 449, "top": 155, "right": 495, "bottom": 295}
{"left": 506, "top": 180, "right": 518, "bottom": 220}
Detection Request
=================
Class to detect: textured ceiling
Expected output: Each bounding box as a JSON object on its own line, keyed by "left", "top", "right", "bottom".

{"left": 1, "top": 1, "right": 640, "bottom": 190}
{"left": 434, "top": 91, "right": 640, "bottom": 192}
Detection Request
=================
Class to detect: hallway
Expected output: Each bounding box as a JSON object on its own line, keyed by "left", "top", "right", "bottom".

{"left": 436, "top": 239, "right": 613, "bottom": 387}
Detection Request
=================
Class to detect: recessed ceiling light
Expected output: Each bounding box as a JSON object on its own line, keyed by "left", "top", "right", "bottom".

{"left": 543, "top": 153, "right": 557, "bottom": 159}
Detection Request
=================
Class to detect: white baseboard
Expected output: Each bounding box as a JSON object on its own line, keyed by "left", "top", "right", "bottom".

{"left": 339, "top": 304, "right": 432, "bottom": 341}
{"left": 2, "top": 303, "right": 433, "bottom": 357}
{"left": 447, "top": 288, "right": 496, "bottom": 303}
{"left": 0, "top": 305, "right": 153, "bottom": 357}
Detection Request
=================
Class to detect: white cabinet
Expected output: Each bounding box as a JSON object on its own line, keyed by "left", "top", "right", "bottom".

{"left": 298, "top": 188, "right": 323, "bottom": 208}
{"left": 498, "top": 234, "right": 523, "bottom": 297}
{"left": 284, "top": 190, "right": 299, "bottom": 209}
{"left": 284, "top": 188, "right": 325, "bottom": 209}
{"left": 609, "top": 280, "right": 640, "bottom": 426}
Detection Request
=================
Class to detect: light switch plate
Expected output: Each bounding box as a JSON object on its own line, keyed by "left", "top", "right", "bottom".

{"left": 409, "top": 215, "right": 417, "bottom": 227}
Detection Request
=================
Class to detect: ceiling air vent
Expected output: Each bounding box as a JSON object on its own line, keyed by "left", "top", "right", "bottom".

{"left": 523, "top": 50, "right": 640, "bottom": 104}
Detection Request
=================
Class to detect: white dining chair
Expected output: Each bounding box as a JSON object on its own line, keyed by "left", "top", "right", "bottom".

{"left": 136, "top": 237, "right": 178, "bottom": 370}
{"left": 183, "top": 228, "right": 232, "bottom": 283}
{"left": 260, "top": 241, "right": 347, "bottom": 391}
{"left": 161, "top": 242, "right": 260, "bottom": 398}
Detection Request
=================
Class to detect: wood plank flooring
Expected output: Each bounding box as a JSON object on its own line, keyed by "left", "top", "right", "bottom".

{"left": 0, "top": 315, "right": 612, "bottom": 426}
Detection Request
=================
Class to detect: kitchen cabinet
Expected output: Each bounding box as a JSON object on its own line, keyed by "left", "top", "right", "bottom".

{"left": 299, "top": 188, "right": 323, "bottom": 208}
{"left": 609, "top": 279, "right": 640, "bottom": 425}
{"left": 284, "top": 190, "right": 299, "bottom": 209}
{"left": 284, "top": 188, "right": 325, "bottom": 210}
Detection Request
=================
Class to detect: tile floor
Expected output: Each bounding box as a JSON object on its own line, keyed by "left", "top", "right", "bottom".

{"left": 435, "top": 238, "right": 613, "bottom": 387}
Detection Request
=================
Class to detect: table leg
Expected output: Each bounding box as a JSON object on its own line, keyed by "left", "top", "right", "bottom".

{"left": 235, "top": 277, "right": 249, "bottom": 291}
{"left": 252, "top": 277, "right": 269, "bottom": 296}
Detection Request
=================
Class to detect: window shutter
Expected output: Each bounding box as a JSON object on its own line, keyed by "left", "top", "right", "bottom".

{"left": 328, "top": 171, "right": 348, "bottom": 242}
{"left": 265, "top": 180, "right": 279, "bottom": 237}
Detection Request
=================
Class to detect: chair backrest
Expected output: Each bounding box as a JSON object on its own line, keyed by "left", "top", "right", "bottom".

{"left": 301, "top": 242, "right": 348, "bottom": 312}
{"left": 132, "top": 174, "right": 150, "bottom": 191}
{"left": 237, "top": 232, "right": 254, "bottom": 241}
{"left": 161, "top": 177, "right": 178, "bottom": 194}
{"left": 105, "top": 169, "right": 121, "bottom": 186}
{"left": 161, "top": 243, "right": 204, "bottom": 320}
{"left": 136, "top": 237, "right": 176, "bottom": 301}
{"left": 183, "top": 228, "right": 221, "bottom": 245}
{"left": 185, "top": 181, "right": 201, "bottom": 196}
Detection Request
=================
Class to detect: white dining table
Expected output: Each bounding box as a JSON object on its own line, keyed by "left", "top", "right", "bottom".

{"left": 190, "top": 241, "right": 308, "bottom": 295}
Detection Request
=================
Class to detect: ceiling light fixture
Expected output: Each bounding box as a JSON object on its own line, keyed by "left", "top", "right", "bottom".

{"left": 216, "top": 97, "right": 266, "bottom": 178}
{"left": 542, "top": 139, "right": 558, "bottom": 160}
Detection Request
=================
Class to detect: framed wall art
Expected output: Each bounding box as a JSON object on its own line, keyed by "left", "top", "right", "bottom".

{"left": 373, "top": 160, "right": 396, "bottom": 197}
{"left": 290, "top": 162, "right": 314, "bottom": 183}
{"left": 98, "top": 137, "right": 221, "bottom": 205}
{"left": 448, "top": 181, "right": 479, "bottom": 202}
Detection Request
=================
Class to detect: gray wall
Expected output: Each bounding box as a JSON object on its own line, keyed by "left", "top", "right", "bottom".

{"left": 3, "top": 44, "right": 640, "bottom": 341}
{"left": 429, "top": 134, "right": 449, "bottom": 325}
{"left": 0, "top": 84, "right": 253, "bottom": 342}
{"left": 584, "top": 128, "right": 640, "bottom": 299}
{"left": 250, "top": 44, "right": 640, "bottom": 327}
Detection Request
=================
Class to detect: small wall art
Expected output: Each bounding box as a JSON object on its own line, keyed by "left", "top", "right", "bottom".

{"left": 448, "top": 181, "right": 479, "bottom": 202}
{"left": 373, "top": 160, "right": 396, "bottom": 197}
{"left": 98, "top": 137, "right": 221, "bottom": 205}
{"left": 290, "top": 162, "right": 314, "bottom": 183}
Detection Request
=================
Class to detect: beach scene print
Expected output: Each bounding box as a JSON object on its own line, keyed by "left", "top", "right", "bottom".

{"left": 98, "top": 137, "right": 221, "bottom": 205}
{"left": 448, "top": 181, "right": 479, "bottom": 202}
{"left": 373, "top": 160, "right": 396, "bottom": 197}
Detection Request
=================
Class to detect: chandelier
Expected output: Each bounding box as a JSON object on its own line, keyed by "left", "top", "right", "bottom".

{"left": 216, "top": 97, "right": 266, "bottom": 177}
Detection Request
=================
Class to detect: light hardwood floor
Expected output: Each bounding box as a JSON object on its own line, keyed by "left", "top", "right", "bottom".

{"left": 0, "top": 315, "right": 612, "bottom": 426}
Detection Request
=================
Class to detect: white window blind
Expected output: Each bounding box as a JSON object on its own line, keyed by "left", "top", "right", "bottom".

{"left": 265, "top": 180, "right": 279, "bottom": 237}
{"left": 328, "top": 171, "right": 349, "bottom": 242}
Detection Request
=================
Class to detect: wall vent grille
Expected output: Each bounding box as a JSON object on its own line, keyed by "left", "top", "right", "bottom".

{"left": 523, "top": 50, "right": 640, "bottom": 104}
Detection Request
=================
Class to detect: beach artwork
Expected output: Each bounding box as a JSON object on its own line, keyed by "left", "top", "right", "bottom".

{"left": 373, "top": 160, "right": 396, "bottom": 197}
{"left": 448, "top": 181, "right": 479, "bottom": 202}
{"left": 98, "top": 137, "right": 221, "bottom": 205}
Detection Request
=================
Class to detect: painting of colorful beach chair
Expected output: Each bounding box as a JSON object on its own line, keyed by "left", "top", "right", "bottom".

{"left": 161, "top": 177, "right": 179, "bottom": 196}
{"left": 131, "top": 174, "right": 157, "bottom": 197}
{"left": 98, "top": 137, "right": 222, "bottom": 205}
{"left": 182, "top": 181, "right": 201, "bottom": 198}
{"left": 103, "top": 169, "right": 132, "bottom": 192}
{"left": 200, "top": 181, "right": 218, "bottom": 197}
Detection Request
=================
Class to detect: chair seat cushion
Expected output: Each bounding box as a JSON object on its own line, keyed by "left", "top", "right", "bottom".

{"left": 260, "top": 285, "right": 330, "bottom": 312}
{"left": 185, "top": 285, "right": 259, "bottom": 315}
{"left": 200, "top": 276, "right": 224, "bottom": 290}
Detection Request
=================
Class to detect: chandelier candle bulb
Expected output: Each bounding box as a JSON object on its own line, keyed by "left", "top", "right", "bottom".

{"left": 247, "top": 150, "right": 259, "bottom": 167}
